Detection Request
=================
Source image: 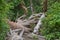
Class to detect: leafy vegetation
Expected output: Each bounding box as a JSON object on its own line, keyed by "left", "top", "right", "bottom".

{"left": 0, "top": 0, "right": 42, "bottom": 40}
{"left": 0, "top": 0, "right": 10, "bottom": 40}
{"left": 0, "top": 0, "right": 22, "bottom": 40}
{"left": 7, "top": 0, "right": 43, "bottom": 21}
{"left": 1, "top": 0, "right": 60, "bottom": 40}
{"left": 41, "top": 2, "right": 60, "bottom": 40}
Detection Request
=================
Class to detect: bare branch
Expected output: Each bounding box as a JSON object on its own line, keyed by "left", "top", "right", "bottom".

{"left": 33, "top": 13, "right": 45, "bottom": 34}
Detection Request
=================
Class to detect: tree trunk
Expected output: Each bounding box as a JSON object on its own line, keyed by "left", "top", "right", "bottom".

{"left": 43, "top": 0, "right": 48, "bottom": 12}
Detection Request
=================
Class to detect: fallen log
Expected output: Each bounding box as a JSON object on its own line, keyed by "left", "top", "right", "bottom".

{"left": 16, "top": 13, "right": 42, "bottom": 26}
{"left": 33, "top": 13, "right": 45, "bottom": 34}
{"left": 6, "top": 29, "right": 24, "bottom": 40}
{"left": 6, "top": 13, "right": 45, "bottom": 40}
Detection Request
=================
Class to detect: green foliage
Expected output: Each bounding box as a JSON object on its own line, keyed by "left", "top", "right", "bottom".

{"left": 41, "top": 2, "right": 60, "bottom": 40}
{"left": 7, "top": 0, "right": 26, "bottom": 21}
{"left": 7, "top": 0, "right": 43, "bottom": 21}
{"left": 32, "top": 0, "right": 43, "bottom": 13}
{"left": 0, "top": 0, "right": 10, "bottom": 40}
{"left": 0, "top": 0, "right": 22, "bottom": 40}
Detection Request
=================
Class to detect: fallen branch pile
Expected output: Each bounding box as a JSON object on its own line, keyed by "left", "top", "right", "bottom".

{"left": 6, "top": 13, "right": 45, "bottom": 40}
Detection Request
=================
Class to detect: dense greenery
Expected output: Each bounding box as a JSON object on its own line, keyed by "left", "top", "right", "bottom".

{"left": 0, "top": 0, "right": 42, "bottom": 40}
{"left": 0, "top": 0, "right": 10, "bottom": 40}
{"left": 1, "top": 0, "right": 60, "bottom": 40}
{"left": 7, "top": 0, "right": 42, "bottom": 21}
{"left": 41, "top": 2, "right": 60, "bottom": 40}
{"left": 0, "top": 0, "right": 22, "bottom": 40}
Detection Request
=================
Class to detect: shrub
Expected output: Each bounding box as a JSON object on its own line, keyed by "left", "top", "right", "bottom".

{"left": 0, "top": 0, "right": 21, "bottom": 40}
{"left": 41, "top": 2, "right": 60, "bottom": 40}
{"left": 0, "top": 0, "right": 10, "bottom": 40}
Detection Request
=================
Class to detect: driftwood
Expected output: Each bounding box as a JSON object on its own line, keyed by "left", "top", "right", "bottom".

{"left": 17, "top": 13, "right": 42, "bottom": 25}
{"left": 33, "top": 13, "right": 45, "bottom": 34}
{"left": 7, "top": 13, "right": 42, "bottom": 32}
{"left": 6, "top": 13, "right": 45, "bottom": 40}
{"left": 6, "top": 29, "right": 24, "bottom": 40}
